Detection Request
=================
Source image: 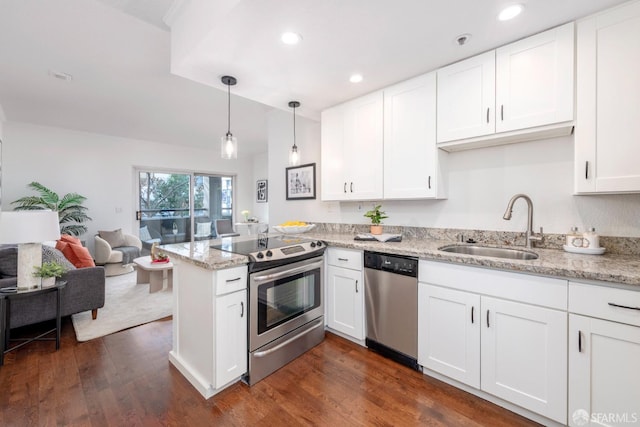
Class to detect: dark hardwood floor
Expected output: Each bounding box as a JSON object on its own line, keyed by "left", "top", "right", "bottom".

{"left": 0, "top": 318, "right": 540, "bottom": 426}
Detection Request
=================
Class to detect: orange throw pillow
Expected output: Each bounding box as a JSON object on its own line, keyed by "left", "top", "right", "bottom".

{"left": 56, "top": 239, "right": 95, "bottom": 268}
{"left": 60, "top": 234, "right": 81, "bottom": 245}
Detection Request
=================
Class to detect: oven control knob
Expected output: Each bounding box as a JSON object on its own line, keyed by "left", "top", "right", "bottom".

{"left": 316, "top": 241, "right": 323, "bottom": 247}
{"left": 310, "top": 242, "right": 316, "bottom": 248}
{"left": 266, "top": 250, "right": 273, "bottom": 257}
{"left": 256, "top": 252, "right": 264, "bottom": 259}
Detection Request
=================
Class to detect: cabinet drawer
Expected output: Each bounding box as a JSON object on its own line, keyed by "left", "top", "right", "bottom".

{"left": 327, "top": 248, "right": 363, "bottom": 270}
{"left": 216, "top": 266, "right": 247, "bottom": 296}
{"left": 569, "top": 282, "right": 640, "bottom": 327}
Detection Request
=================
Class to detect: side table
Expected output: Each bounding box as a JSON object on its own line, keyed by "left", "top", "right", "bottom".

{"left": 0, "top": 281, "right": 66, "bottom": 366}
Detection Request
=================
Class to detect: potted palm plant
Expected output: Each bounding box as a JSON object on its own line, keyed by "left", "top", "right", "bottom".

{"left": 364, "top": 205, "right": 388, "bottom": 235}
{"left": 33, "top": 261, "right": 67, "bottom": 288}
{"left": 11, "top": 182, "right": 92, "bottom": 236}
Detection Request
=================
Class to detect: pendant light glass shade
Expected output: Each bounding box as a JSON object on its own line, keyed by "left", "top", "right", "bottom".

{"left": 288, "top": 101, "right": 301, "bottom": 166}
{"left": 221, "top": 75, "right": 238, "bottom": 160}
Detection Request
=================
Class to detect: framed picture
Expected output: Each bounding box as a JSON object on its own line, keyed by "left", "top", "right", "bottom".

{"left": 286, "top": 163, "right": 316, "bottom": 200}
{"left": 256, "top": 179, "right": 268, "bottom": 203}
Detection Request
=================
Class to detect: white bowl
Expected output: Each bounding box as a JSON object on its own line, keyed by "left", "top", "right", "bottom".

{"left": 272, "top": 224, "right": 316, "bottom": 234}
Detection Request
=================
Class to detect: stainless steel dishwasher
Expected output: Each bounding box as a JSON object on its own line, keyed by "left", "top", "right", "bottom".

{"left": 364, "top": 251, "right": 419, "bottom": 370}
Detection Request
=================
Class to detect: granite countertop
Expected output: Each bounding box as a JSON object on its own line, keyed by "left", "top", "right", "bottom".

{"left": 160, "top": 240, "right": 248, "bottom": 270}
{"left": 303, "top": 232, "right": 640, "bottom": 288}
{"left": 160, "top": 231, "right": 640, "bottom": 287}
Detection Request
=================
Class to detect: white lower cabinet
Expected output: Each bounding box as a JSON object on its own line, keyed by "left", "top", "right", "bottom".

{"left": 481, "top": 296, "right": 567, "bottom": 422}
{"left": 418, "top": 261, "right": 567, "bottom": 424}
{"left": 568, "top": 282, "right": 640, "bottom": 426}
{"left": 418, "top": 284, "right": 480, "bottom": 388}
{"left": 169, "top": 261, "right": 248, "bottom": 398}
{"left": 215, "top": 288, "right": 247, "bottom": 389}
{"left": 326, "top": 248, "right": 364, "bottom": 341}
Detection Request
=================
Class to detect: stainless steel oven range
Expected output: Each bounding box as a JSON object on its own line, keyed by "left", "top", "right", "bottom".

{"left": 211, "top": 235, "right": 325, "bottom": 385}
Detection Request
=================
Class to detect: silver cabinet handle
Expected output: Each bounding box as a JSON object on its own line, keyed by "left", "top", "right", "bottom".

{"left": 226, "top": 277, "right": 242, "bottom": 283}
{"left": 428, "top": 176, "right": 431, "bottom": 189}
{"left": 240, "top": 301, "right": 244, "bottom": 318}
{"left": 471, "top": 306, "right": 474, "bottom": 324}
{"left": 585, "top": 161, "right": 589, "bottom": 180}
{"left": 337, "top": 257, "right": 349, "bottom": 262}
{"left": 486, "top": 107, "right": 489, "bottom": 123}
{"left": 344, "top": 182, "right": 347, "bottom": 193}
{"left": 608, "top": 302, "right": 640, "bottom": 311}
{"left": 500, "top": 104, "right": 504, "bottom": 121}
{"left": 350, "top": 182, "right": 354, "bottom": 193}
{"left": 486, "top": 310, "right": 490, "bottom": 328}
{"left": 355, "top": 280, "right": 359, "bottom": 293}
{"left": 578, "top": 330, "right": 582, "bottom": 352}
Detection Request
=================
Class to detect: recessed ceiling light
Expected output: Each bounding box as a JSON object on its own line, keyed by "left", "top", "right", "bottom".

{"left": 454, "top": 33, "right": 472, "bottom": 46}
{"left": 349, "top": 74, "right": 363, "bottom": 83}
{"left": 281, "top": 32, "right": 302, "bottom": 45}
{"left": 498, "top": 4, "right": 524, "bottom": 21}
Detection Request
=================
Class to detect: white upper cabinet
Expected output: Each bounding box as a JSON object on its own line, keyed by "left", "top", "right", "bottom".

{"left": 321, "top": 91, "right": 383, "bottom": 201}
{"left": 437, "top": 51, "right": 496, "bottom": 142}
{"left": 384, "top": 72, "right": 447, "bottom": 199}
{"left": 437, "top": 22, "right": 575, "bottom": 151}
{"left": 496, "top": 22, "right": 575, "bottom": 133}
{"left": 575, "top": 1, "right": 640, "bottom": 194}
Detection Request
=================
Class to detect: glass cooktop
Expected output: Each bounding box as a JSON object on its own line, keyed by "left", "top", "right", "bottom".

{"left": 210, "top": 235, "right": 312, "bottom": 255}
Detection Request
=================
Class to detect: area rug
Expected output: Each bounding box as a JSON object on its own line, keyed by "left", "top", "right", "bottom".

{"left": 71, "top": 271, "right": 172, "bottom": 342}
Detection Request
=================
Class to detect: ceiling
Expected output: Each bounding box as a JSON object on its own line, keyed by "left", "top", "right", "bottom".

{"left": 0, "top": 0, "right": 630, "bottom": 155}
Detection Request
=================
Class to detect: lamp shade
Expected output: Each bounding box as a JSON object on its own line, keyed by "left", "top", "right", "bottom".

{"left": 0, "top": 211, "right": 61, "bottom": 244}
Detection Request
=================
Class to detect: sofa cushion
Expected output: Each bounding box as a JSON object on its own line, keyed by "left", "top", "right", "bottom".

{"left": 0, "top": 245, "right": 18, "bottom": 278}
{"left": 42, "top": 245, "right": 76, "bottom": 271}
{"left": 57, "top": 240, "right": 95, "bottom": 268}
{"left": 98, "top": 229, "right": 126, "bottom": 248}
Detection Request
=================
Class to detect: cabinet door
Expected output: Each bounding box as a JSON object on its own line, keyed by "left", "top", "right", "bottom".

{"left": 575, "top": 2, "right": 640, "bottom": 193}
{"left": 384, "top": 72, "right": 445, "bottom": 199}
{"left": 320, "top": 105, "right": 347, "bottom": 201}
{"left": 481, "top": 296, "right": 567, "bottom": 423}
{"left": 569, "top": 314, "right": 640, "bottom": 427}
{"left": 326, "top": 265, "right": 364, "bottom": 340}
{"left": 418, "top": 284, "right": 480, "bottom": 388}
{"left": 215, "top": 289, "right": 247, "bottom": 389}
{"left": 437, "top": 51, "right": 495, "bottom": 142}
{"left": 343, "top": 91, "right": 384, "bottom": 200}
{"left": 496, "top": 22, "right": 574, "bottom": 133}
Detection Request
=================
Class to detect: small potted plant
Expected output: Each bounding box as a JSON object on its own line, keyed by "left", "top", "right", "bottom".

{"left": 33, "top": 261, "right": 67, "bottom": 288}
{"left": 364, "top": 204, "right": 388, "bottom": 235}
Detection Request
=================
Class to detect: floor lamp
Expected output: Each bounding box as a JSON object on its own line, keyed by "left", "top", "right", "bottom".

{"left": 0, "top": 211, "right": 61, "bottom": 289}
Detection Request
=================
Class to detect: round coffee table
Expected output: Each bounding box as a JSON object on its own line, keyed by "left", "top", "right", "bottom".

{"left": 133, "top": 256, "right": 173, "bottom": 293}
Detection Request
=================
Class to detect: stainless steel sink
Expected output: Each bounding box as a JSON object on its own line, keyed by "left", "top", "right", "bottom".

{"left": 439, "top": 244, "right": 539, "bottom": 260}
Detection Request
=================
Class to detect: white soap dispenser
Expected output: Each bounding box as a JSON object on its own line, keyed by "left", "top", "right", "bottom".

{"left": 566, "top": 227, "right": 583, "bottom": 247}
{"left": 583, "top": 227, "right": 600, "bottom": 249}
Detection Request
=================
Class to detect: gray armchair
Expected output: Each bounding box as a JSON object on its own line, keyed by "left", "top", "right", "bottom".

{"left": 94, "top": 231, "right": 142, "bottom": 276}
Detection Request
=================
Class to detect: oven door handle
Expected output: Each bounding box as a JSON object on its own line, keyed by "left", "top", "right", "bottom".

{"left": 252, "top": 260, "right": 323, "bottom": 284}
{"left": 253, "top": 318, "right": 324, "bottom": 358}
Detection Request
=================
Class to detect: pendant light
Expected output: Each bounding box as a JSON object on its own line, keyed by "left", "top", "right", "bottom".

{"left": 221, "top": 75, "right": 238, "bottom": 160}
{"left": 288, "top": 101, "right": 300, "bottom": 166}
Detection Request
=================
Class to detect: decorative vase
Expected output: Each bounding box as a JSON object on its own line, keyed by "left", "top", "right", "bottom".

{"left": 370, "top": 225, "right": 383, "bottom": 235}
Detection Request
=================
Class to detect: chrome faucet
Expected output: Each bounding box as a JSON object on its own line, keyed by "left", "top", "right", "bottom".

{"left": 502, "top": 194, "right": 543, "bottom": 249}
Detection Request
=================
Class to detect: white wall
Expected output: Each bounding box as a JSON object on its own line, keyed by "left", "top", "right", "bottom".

{"left": 2, "top": 121, "right": 261, "bottom": 252}
{"left": 267, "top": 109, "right": 340, "bottom": 228}
{"left": 266, "top": 109, "right": 640, "bottom": 237}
